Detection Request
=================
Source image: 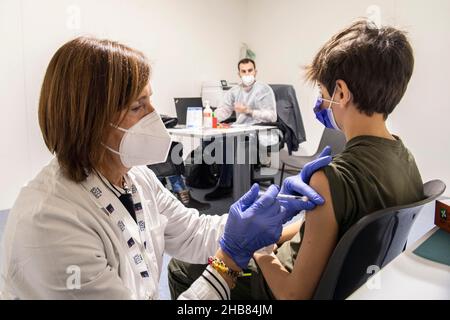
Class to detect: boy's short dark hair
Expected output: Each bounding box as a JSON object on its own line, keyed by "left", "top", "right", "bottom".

{"left": 306, "top": 19, "right": 414, "bottom": 119}
{"left": 238, "top": 58, "right": 256, "bottom": 71}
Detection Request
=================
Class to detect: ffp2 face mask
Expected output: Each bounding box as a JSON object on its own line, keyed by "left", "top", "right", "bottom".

{"left": 105, "top": 111, "right": 172, "bottom": 168}
{"left": 241, "top": 75, "right": 255, "bottom": 87}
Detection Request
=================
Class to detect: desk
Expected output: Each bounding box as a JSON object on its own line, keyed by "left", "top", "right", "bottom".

{"left": 168, "top": 125, "right": 276, "bottom": 200}
{"left": 347, "top": 227, "right": 450, "bottom": 300}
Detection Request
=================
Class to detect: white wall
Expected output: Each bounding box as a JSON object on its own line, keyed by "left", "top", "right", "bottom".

{"left": 390, "top": 0, "right": 450, "bottom": 194}
{"left": 0, "top": 0, "right": 247, "bottom": 210}
{"left": 1, "top": 0, "right": 449, "bottom": 210}
{"left": 246, "top": 0, "right": 450, "bottom": 191}
{"left": 0, "top": 1, "right": 31, "bottom": 212}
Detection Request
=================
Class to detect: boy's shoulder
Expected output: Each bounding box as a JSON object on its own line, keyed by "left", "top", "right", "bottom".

{"left": 338, "top": 135, "right": 406, "bottom": 155}
{"left": 327, "top": 134, "right": 413, "bottom": 177}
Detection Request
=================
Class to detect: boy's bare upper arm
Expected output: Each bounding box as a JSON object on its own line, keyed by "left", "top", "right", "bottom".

{"left": 287, "top": 170, "right": 339, "bottom": 299}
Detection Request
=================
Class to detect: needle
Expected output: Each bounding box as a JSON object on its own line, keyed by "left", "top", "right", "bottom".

{"left": 258, "top": 191, "right": 308, "bottom": 201}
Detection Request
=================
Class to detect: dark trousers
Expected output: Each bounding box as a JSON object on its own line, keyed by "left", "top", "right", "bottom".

{"left": 218, "top": 164, "right": 233, "bottom": 187}
{"left": 148, "top": 141, "right": 184, "bottom": 178}
{"left": 167, "top": 257, "right": 275, "bottom": 300}
{"left": 202, "top": 137, "right": 233, "bottom": 188}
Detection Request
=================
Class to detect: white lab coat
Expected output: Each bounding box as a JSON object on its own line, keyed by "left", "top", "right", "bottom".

{"left": 0, "top": 158, "right": 230, "bottom": 300}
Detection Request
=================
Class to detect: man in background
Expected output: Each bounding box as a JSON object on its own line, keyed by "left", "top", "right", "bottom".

{"left": 205, "top": 58, "right": 277, "bottom": 200}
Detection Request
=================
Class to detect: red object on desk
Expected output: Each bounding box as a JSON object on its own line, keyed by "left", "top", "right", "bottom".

{"left": 435, "top": 199, "right": 450, "bottom": 233}
{"left": 217, "top": 123, "right": 230, "bottom": 129}
{"left": 212, "top": 116, "right": 218, "bottom": 128}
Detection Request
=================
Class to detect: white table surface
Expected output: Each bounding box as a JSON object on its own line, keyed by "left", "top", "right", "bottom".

{"left": 347, "top": 227, "right": 450, "bottom": 300}
{"left": 167, "top": 125, "right": 277, "bottom": 139}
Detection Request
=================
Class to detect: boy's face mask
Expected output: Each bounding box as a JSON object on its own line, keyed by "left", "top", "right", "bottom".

{"left": 313, "top": 86, "right": 342, "bottom": 131}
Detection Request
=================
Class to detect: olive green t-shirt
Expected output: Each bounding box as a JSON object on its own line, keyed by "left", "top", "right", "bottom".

{"left": 276, "top": 135, "right": 424, "bottom": 272}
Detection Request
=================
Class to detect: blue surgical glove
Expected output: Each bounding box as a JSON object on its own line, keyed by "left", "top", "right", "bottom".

{"left": 278, "top": 197, "right": 316, "bottom": 221}
{"left": 220, "top": 184, "right": 296, "bottom": 269}
{"left": 280, "top": 146, "right": 332, "bottom": 205}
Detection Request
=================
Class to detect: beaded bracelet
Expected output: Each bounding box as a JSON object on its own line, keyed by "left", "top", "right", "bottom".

{"left": 208, "top": 256, "right": 245, "bottom": 281}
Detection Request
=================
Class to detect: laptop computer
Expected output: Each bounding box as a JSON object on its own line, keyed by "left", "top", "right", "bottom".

{"left": 173, "top": 97, "right": 203, "bottom": 127}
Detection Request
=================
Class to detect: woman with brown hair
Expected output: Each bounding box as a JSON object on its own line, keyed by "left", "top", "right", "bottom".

{"left": 0, "top": 37, "right": 322, "bottom": 299}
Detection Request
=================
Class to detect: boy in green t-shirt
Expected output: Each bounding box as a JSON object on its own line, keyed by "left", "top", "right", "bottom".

{"left": 254, "top": 19, "right": 424, "bottom": 299}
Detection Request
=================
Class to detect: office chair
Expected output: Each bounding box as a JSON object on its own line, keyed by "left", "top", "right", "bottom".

{"left": 279, "top": 128, "right": 346, "bottom": 185}
{"left": 251, "top": 84, "right": 306, "bottom": 186}
{"left": 313, "top": 179, "right": 446, "bottom": 300}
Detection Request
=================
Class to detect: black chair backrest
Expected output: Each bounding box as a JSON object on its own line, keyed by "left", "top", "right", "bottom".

{"left": 313, "top": 179, "right": 446, "bottom": 300}
{"left": 269, "top": 84, "right": 306, "bottom": 146}
{"left": 316, "top": 128, "right": 347, "bottom": 157}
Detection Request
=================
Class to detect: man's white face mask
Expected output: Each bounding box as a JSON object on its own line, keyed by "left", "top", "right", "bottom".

{"left": 104, "top": 111, "right": 172, "bottom": 168}
{"left": 241, "top": 75, "right": 255, "bottom": 87}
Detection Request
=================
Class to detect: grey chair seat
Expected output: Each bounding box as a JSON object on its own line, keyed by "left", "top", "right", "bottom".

{"left": 279, "top": 148, "right": 316, "bottom": 170}
{"left": 279, "top": 128, "right": 346, "bottom": 184}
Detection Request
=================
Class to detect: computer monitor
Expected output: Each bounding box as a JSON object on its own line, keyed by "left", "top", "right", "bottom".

{"left": 173, "top": 97, "right": 203, "bottom": 125}
{"left": 201, "top": 80, "right": 237, "bottom": 109}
